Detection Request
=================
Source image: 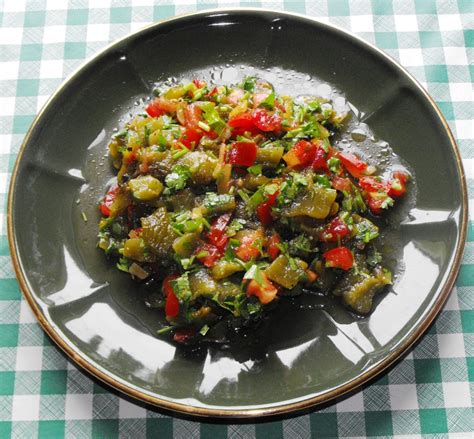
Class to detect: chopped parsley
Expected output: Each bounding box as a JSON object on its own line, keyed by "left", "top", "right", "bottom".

{"left": 164, "top": 165, "right": 191, "bottom": 193}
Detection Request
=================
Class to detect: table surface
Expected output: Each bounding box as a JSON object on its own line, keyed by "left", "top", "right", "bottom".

{"left": 0, "top": 1, "right": 472, "bottom": 438}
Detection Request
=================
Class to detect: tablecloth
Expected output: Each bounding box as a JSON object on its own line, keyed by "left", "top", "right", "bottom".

{"left": 0, "top": 1, "right": 472, "bottom": 437}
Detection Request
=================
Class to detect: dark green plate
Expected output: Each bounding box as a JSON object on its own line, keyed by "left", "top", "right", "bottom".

{"left": 8, "top": 9, "right": 467, "bottom": 418}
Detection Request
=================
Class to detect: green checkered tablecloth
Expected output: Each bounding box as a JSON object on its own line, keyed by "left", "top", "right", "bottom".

{"left": 0, "top": 1, "right": 472, "bottom": 437}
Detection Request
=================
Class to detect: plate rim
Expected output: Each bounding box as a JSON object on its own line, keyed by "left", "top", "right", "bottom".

{"left": 7, "top": 8, "right": 468, "bottom": 419}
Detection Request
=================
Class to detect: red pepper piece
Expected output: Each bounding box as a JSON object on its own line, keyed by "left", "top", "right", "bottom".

{"left": 388, "top": 170, "right": 409, "bottom": 198}
{"left": 228, "top": 141, "right": 258, "bottom": 167}
{"left": 338, "top": 152, "right": 369, "bottom": 178}
{"left": 163, "top": 274, "right": 180, "bottom": 318}
{"left": 331, "top": 176, "right": 352, "bottom": 192}
{"left": 266, "top": 233, "right": 281, "bottom": 260}
{"left": 228, "top": 112, "right": 260, "bottom": 136}
{"left": 173, "top": 328, "right": 197, "bottom": 343}
{"left": 99, "top": 185, "right": 120, "bottom": 217}
{"left": 252, "top": 108, "right": 282, "bottom": 132}
{"left": 145, "top": 97, "right": 178, "bottom": 117}
{"left": 247, "top": 273, "right": 278, "bottom": 304}
{"left": 256, "top": 190, "right": 279, "bottom": 226}
{"left": 323, "top": 246, "right": 354, "bottom": 271}
{"left": 235, "top": 229, "right": 264, "bottom": 262}
{"left": 321, "top": 217, "right": 350, "bottom": 242}
{"left": 179, "top": 127, "right": 202, "bottom": 149}
{"left": 207, "top": 213, "right": 231, "bottom": 249}
{"left": 312, "top": 147, "right": 328, "bottom": 170}
{"left": 195, "top": 243, "right": 223, "bottom": 268}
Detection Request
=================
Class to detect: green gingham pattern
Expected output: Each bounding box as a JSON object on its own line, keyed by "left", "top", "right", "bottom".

{"left": 0, "top": 1, "right": 472, "bottom": 437}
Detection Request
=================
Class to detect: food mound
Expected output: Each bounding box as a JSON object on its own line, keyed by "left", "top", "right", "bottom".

{"left": 97, "top": 77, "right": 409, "bottom": 344}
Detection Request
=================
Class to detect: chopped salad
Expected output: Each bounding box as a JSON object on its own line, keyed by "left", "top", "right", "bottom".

{"left": 97, "top": 77, "right": 409, "bottom": 344}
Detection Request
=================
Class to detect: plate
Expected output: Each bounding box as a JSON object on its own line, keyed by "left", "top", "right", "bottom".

{"left": 8, "top": 9, "right": 467, "bottom": 418}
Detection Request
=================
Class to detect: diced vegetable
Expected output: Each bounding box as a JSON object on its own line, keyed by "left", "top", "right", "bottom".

{"left": 99, "top": 76, "right": 409, "bottom": 341}
{"left": 211, "top": 260, "right": 244, "bottom": 280}
{"left": 252, "top": 108, "right": 281, "bottom": 132}
{"left": 141, "top": 207, "right": 177, "bottom": 258}
{"left": 255, "top": 146, "right": 285, "bottom": 167}
{"left": 173, "top": 233, "right": 200, "bottom": 257}
{"left": 341, "top": 268, "right": 392, "bottom": 314}
{"left": 247, "top": 273, "right": 278, "bottom": 304}
{"left": 202, "top": 193, "right": 236, "bottom": 216}
{"left": 284, "top": 186, "right": 337, "bottom": 219}
{"left": 99, "top": 185, "right": 130, "bottom": 218}
{"left": 320, "top": 217, "right": 349, "bottom": 242}
{"left": 189, "top": 269, "right": 218, "bottom": 298}
{"left": 228, "top": 141, "right": 257, "bottom": 167}
{"left": 265, "top": 255, "right": 308, "bottom": 289}
{"left": 338, "top": 152, "right": 369, "bottom": 178}
{"left": 283, "top": 140, "right": 316, "bottom": 168}
{"left": 323, "top": 247, "right": 354, "bottom": 271}
{"left": 266, "top": 233, "right": 281, "bottom": 260}
{"left": 129, "top": 175, "right": 164, "bottom": 201}
{"left": 235, "top": 229, "right": 264, "bottom": 262}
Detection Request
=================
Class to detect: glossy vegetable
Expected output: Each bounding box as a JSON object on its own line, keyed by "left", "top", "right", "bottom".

{"left": 247, "top": 273, "right": 278, "bottom": 304}
{"left": 266, "top": 255, "right": 308, "bottom": 289}
{"left": 323, "top": 247, "right": 354, "bottom": 271}
{"left": 141, "top": 207, "right": 177, "bottom": 258}
{"left": 164, "top": 274, "right": 180, "bottom": 317}
{"left": 228, "top": 141, "right": 257, "bottom": 167}
{"left": 98, "top": 76, "right": 409, "bottom": 342}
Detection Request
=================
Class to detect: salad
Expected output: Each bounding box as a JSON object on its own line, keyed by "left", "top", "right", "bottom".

{"left": 97, "top": 77, "right": 409, "bottom": 344}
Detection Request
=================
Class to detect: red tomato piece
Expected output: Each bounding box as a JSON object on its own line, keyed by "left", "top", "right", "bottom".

{"left": 247, "top": 273, "right": 278, "bottom": 305}
{"left": 331, "top": 176, "right": 352, "bottom": 192}
{"left": 266, "top": 233, "right": 281, "bottom": 260}
{"left": 228, "top": 141, "right": 258, "bottom": 167}
{"left": 162, "top": 274, "right": 180, "bottom": 318}
{"left": 184, "top": 104, "right": 202, "bottom": 129}
{"left": 205, "top": 86, "right": 218, "bottom": 98}
{"left": 321, "top": 217, "right": 349, "bottom": 242}
{"left": 162, "top": 274, "right": 179, "bottom": 297}
{"left": 173, "top": 328, "right": 197, "bottom": 343}
{"left": 235, "top": 229, "right": 264, "bottom": 262}
{"left": 192, "top": 79, "right": 206, "bottom": 88}
{"left": 323, "top": 247, "right": 354, "bottom": 271}
{"left": 359, "top": 176, "right": 389, "bottom": 193}
{"left": 179, "top": 127, "right": 202, "bottom": 149}
{"left": 388, "top": 171, "right": 408, "bottom": 198}
{"left": 338, "top": 152, "right": 369, "bottom": 178}
{"left": 145, "top": 97, "right": 177, "bottom": 117}
{"left": 195, "top": 243, "right": 223, "bottom": 268}
{"left": 207, "top": 213, "right": 231, "bottom": 249}
{"left": 99, "top": 185, "right": 120, "bottom": 217}
{"left": 312, "top": 147, "right": 328, "bottom": 170}
{"left": 359, "top": 176, "right": 395, "bottom": 214}
{"left": 283, "top": 140, "right": 316, "bottom": 168}
{"left": 165, "top": 290, "right": 180, "bottom": 317}
{"left": 256, "top": 191, "right": 279, "bottom": 226}
{"left": 366, "top": 191, "right": 393, "bottom": 215}
{"left": 145, "top": 101, "right": 165, "bottom": 118}
{"left": 252, "top": 109, "right": 282, "bottom": 132}
{"left": 228, "top": 112, "right": 258, "bottom": 133}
